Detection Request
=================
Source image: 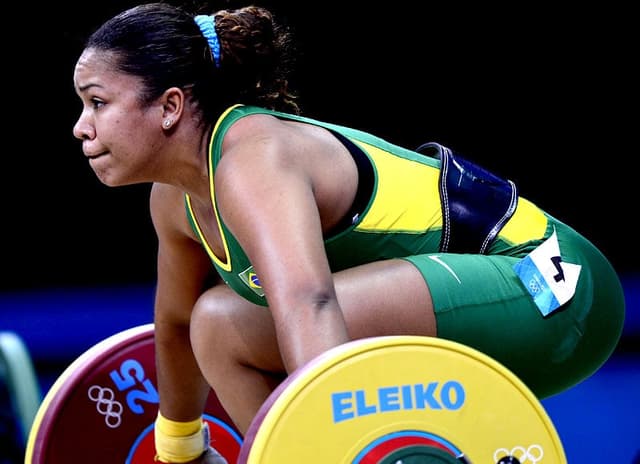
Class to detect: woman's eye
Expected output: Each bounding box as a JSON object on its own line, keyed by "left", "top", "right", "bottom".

{"left": 91, "top": 98, "right": 105, "bottom": 109}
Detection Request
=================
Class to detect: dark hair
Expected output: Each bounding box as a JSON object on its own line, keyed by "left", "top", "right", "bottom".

{"left": 84, "top": 2, "right": 299, "bottom": 123}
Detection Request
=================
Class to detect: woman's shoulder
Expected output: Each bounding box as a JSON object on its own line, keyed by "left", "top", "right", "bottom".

{"left": 222, "top": 110, "right": 300, "bottom": 156}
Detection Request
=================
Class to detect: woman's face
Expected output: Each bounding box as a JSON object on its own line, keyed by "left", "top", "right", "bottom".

{"left": 73, "top": 48, "right": 165, "bottom": 187}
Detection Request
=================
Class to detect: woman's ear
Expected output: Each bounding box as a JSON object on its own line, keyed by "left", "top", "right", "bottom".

{"left": 160, "top": 87, "right": 184, "bottom": 130}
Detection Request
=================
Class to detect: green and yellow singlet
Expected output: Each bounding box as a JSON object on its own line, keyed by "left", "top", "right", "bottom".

{"left": 185, "top": 104, "right": 548, "bottom": 306}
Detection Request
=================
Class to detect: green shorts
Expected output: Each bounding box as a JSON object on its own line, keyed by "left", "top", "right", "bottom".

{"left": 403, "top": 220, "right": 625, "bottom": 398}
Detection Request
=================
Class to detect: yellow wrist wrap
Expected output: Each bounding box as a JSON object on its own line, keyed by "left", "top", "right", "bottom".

{"left": 154, "top": 413, "right": 209, "bottom": 463}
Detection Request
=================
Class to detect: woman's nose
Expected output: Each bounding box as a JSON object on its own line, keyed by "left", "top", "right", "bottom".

{"left": 72, "top": 114, "right": 95, "bottom": 141}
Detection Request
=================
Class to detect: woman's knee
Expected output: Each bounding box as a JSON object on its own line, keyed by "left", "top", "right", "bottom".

{"left": 190, "top": 285, "right": 283, "bottom": 379}
{"left": 190, "top": 285, "right": 274, "bottom": 355}
{"left": 190, "top": 286, "right": 242, "bottom": 353}
{"left": 192, "top": 286, "right": 235, "bottom": 322}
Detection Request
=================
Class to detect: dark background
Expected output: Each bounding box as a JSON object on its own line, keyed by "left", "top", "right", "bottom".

{"left": 3, "top": 1, "right": 635, "bottom": 291}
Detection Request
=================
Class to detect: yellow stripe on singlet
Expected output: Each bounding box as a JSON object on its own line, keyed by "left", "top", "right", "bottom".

{"left": 499, "top": 197, "right": 548, "bottom": 244}
{"left": 353, "top": 141, "right": 442, "bottom": 233}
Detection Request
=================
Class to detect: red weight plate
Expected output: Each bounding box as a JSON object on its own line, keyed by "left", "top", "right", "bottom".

{"left": 26, "top": 324, "right": 242, "bottom": 464}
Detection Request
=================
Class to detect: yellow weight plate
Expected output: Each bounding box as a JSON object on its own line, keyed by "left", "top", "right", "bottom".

{"left": 239, "top": 336, "right": 565, "bottom": 463}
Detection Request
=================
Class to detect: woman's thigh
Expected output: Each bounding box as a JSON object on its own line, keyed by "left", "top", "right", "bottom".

{"left": 192, "top": 258, "right": 436, "bottom": 370}
{"left": 333, "top": 258, "right": 437, "bottom": 339}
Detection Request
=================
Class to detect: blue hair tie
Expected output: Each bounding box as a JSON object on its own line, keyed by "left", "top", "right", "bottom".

{"left": 194, "top": 15, "right": 221, "bottom": 68}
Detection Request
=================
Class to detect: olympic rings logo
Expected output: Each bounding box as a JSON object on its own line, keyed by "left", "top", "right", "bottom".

{"left": 88, "top": 385, "right": 124, "bottom": 428}
{"left": 494, "top": 444, "right": 544, "bottom": 463}
{"left": 528, "top": 278, "right": 541, "bottom": 294}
